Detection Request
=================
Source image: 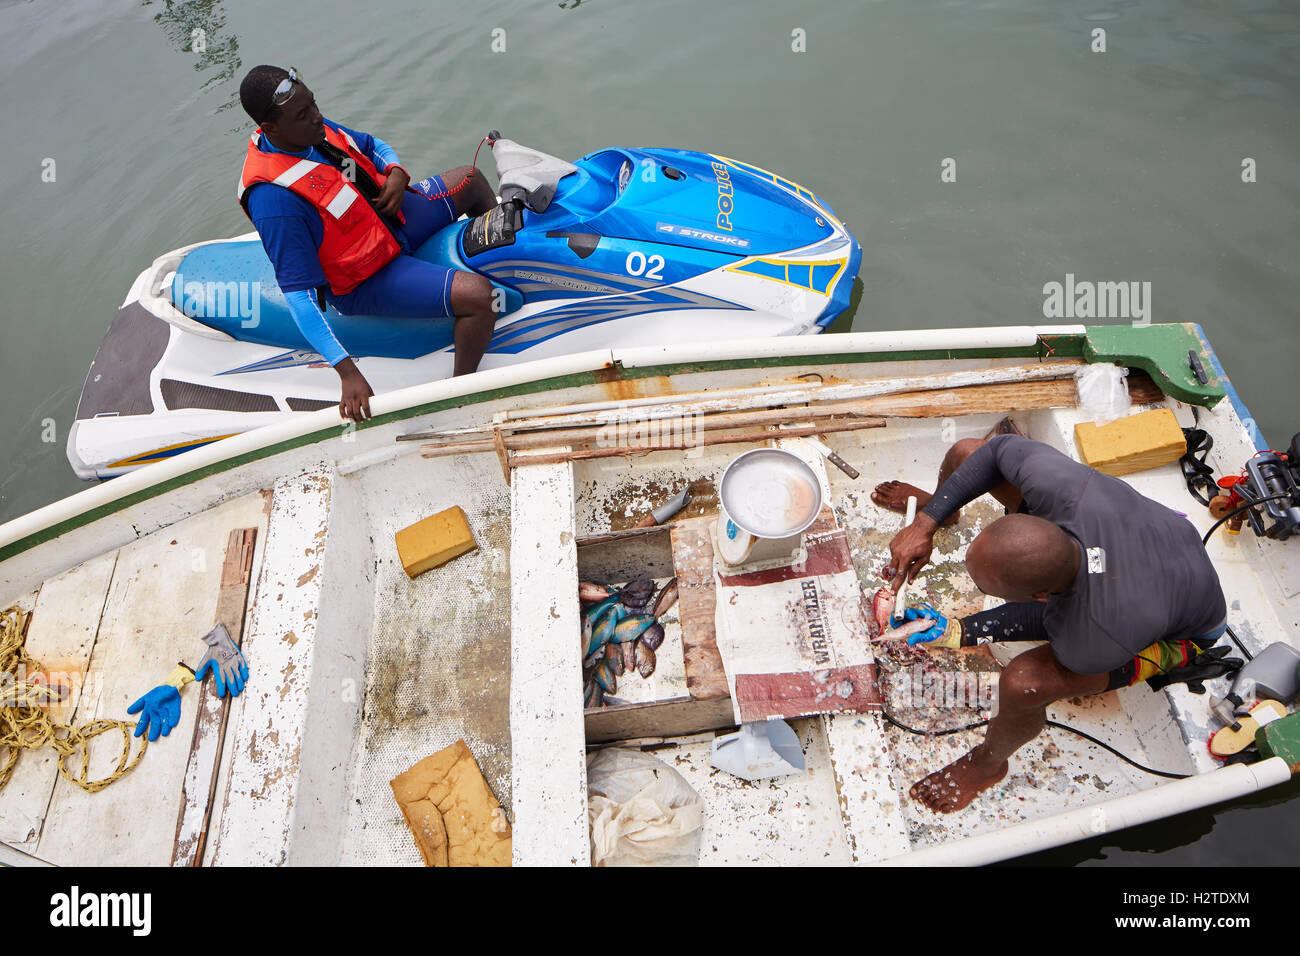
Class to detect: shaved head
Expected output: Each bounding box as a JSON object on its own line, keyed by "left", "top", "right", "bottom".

{"left": 967, "top": 514, "right": 1079, "bottom": 602}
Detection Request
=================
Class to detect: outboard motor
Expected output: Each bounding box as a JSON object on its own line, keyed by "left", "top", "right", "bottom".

{"left": 1244, "top": 446, "right": 1300, "bottom": 539}
{"left": 1201, "top": 430, "right": 1300, "bottom": 540}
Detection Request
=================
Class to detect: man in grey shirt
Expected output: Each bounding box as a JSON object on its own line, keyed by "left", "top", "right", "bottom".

{"left": 877, "top": 433, "right": 1234, "bottom": 813}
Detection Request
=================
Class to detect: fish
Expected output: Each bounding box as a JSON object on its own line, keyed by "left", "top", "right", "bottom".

{"left": 868, "top": 586, "right": 939, "bottom": 644}
{"left": 579, "top": 581, "right": 612, "bottom": 604}
{"left": 635, "top": 640, "right": 656, "bottom": 678}
{"left": 584, "top": 595, "right": 620, "bottom": 626}
{"left": 610, "top": 613, "right": 655, "bottom": 644}
{"left": 870, "top": 586, "right": 894, "bottom": 637}
{"left": 583, "top": 646, "right": 604, "bottom": 671}
{"left": 605, "top": 641, "right": 625, "bottom": 677}
{"left": 620, "top": 639, "right": 637, "bottom": 675}
{"left": 651, "top": 578, "right": 678, "bottom": 618}
{"left": 602, "top": 695, "right": 632, "bottom": 707}
{"left": 871, "top": 617, "right": 937, "bottom": 644}
{"left": 619, "top": 577, "right": 656, "bottom": 607}
{"left": 640, "top": 621, "right": 665, "bottom": 651}
{"left": 584, "top": 681, "right": 604, "bottom": 708}
{"left": 592, "top": 602, "right": 629, "bottom": 647}
{"left": 584, "top": 616, "right": 611, "bottom": 659}
{"left": 593, "top": 658, "right": 617, "bottom": 694}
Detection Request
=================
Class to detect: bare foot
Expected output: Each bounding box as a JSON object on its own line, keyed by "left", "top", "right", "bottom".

{"left": 871, "top": 481, "right": 956, "bottom": 526}
{"left": 909, "top": 751, "right": 1008, "bottom": 813}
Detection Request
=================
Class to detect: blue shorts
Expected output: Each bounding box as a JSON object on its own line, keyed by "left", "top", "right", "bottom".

{"left": 329, "top": 175, "right": 461, "bottom": 318}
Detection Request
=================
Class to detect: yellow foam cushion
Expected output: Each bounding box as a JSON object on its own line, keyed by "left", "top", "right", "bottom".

{"left": 390, "top": 739, "right": 512, "bottom": 867}
{"left": 1074, "top": 408, "right": 1186, "bottom": 477}
{"left": 1209, "top": 699, "right": 1289, "bottom": 757}
{"left": 395, "top": 506, "right": 477, "bottom": 578}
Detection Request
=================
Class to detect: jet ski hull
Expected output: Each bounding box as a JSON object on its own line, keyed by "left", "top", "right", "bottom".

{"left": 68, "top": 144, "right": 861, "bottom": 479}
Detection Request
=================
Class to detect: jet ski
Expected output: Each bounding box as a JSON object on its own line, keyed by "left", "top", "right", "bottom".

{"left": 67, "top": 133, "right": 862, "bottom": 479}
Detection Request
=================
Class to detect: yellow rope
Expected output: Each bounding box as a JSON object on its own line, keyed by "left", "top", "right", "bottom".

{"left": 0, "top": 605, "right": 147, "bottom": 793}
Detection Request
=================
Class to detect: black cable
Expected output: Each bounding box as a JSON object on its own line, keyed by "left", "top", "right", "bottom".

{"left": 1223, "top": 623, "right": 1254, "bottom": 663}
{"left": 878, "top": 703, "right": 1190, "bottom": 779}
{"left": 871, "top": 434, "right": 1291, "bottom": 785}
{"left": 1043, "top": 720, "right": 1189, "bottom": 779}
{"left": 1200, "top": 492, "right": 1294, "bottom": 545}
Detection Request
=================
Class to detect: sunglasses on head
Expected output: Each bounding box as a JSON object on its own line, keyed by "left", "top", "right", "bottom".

{"left": 264, "top": 68, "right": 302, "bottom": 120}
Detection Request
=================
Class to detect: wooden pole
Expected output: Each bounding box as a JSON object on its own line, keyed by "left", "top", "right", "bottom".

{"left": 398, "top": 360, "right": 1084, "bottom": 442}
{"left": 417, "top": 398, "right": 883, "bottom": 459}
{"left": 413, "top": 373, "right": 1165, "bottom": 462}
{"left": 495, "top": 417, "right": 887, "bottom": 468}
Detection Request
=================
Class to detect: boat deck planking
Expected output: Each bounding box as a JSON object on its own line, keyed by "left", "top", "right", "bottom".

{"left": 1, "top": 491, "right": 270, "bottom": 865}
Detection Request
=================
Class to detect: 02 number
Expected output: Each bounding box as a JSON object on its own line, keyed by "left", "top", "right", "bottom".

{"left": 625, "top": 251, "right": 665, "bottom": 281}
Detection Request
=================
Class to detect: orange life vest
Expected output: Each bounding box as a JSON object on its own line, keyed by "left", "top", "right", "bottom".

{"left": 237, "top": 124, "right": 403, "bottom": 296}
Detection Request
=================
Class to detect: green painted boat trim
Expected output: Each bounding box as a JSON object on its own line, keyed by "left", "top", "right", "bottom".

{"left": 0, "top": 323, "right": 1228, "bottom": 564}
{"left": 1256, "top": 711, "right": 1300, "bottom": 772}
{"left": 1082, "top": 323, "right": 1226, "bottom": 407}
{"left": 0, "top": 367, "right": 603, "bottom": 564}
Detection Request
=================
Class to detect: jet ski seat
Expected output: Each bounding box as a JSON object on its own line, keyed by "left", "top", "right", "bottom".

{"left": 171, "top": 236, "right": 520, "bottom": 361}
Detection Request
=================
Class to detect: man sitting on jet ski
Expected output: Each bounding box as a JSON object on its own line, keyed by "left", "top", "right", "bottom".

{"left": 237, "top": 65, "right": 498, "bottom": 422}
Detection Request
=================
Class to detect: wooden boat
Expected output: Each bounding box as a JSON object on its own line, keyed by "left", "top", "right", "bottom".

{"left": 1, "top": 322, "right": 1295, "bottom": 866}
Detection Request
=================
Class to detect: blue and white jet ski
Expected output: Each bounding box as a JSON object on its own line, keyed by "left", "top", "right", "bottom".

{"left": 67, "top": 134, "right": 861, "bottom": 479}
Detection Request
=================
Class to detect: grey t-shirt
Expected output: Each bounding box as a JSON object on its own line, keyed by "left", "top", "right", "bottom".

{"left": 923, "top": 435, "right": 1227, "bottom": 674}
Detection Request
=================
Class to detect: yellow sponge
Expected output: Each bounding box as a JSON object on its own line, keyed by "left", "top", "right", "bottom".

{"left": 1074, "top": 408, "right": 1186, "bottom": 477}
{"left": 1209, "top": 699, "right": 1289, "bottom": 758}
{"left": 395, "top": 506, "right": 477, "bottom": 578}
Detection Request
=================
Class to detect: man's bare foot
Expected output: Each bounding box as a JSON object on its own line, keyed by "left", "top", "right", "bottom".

{"left": 909, "top": 751, "right": 1008, "bottom": 813}
{"left": 871, "top": 481, "right": 957, "bottom": 526}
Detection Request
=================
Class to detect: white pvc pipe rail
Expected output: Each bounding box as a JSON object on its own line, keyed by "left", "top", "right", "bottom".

{"left": 2, "top": 325, "right": 1085, "bottom": 553}
{"left": 877, "top": 757, "right": 1292, "bottom": 867}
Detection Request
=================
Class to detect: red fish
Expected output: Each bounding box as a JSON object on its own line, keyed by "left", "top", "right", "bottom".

{"left": 870, "top": 586, "right": 894, "bottom": 638}
{"left": 869, "top": 586, "right": 937, "bottom": 644}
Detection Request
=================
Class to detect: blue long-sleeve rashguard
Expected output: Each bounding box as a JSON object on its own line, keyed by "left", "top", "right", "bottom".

{"left": 244, "top": 119, "right": 404, "bottom": 366}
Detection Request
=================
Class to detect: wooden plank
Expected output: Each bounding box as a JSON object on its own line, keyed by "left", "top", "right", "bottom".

{"left": 419, "top": 400, "right": 888, "bottom": 456}
{"left": 414, "top": 361, "right": 1087, "bottom": 440}
{"left": 669, "top": 517, "right": 729, "bottom": 700}
{"left": 0, "top": 555, "right": 116, "bottom": 851}
{"left": 427, "top": 417, "right": 888, "bottom": 468}
{"left": 418, "top": 372, "right": 1166, "bottom": 458}
{"left": 850, "top": 373, "right": 1162, "bottom": 419}
{"left": 576, "top": 524, "right": 672, "bottom": 548}
{"left": 508, "top": 456, "right": 589, "bottom": 866}
{"left": 171, "top": 527, "right": 257, "bottom": 867}
{"left": 584, "top": 695, "right": 737, "bottom": 744}
{"left": 211, "top": 471, "right": 331, "bottom": 866}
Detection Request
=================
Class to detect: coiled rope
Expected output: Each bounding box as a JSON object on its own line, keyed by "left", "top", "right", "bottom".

{"left": 0, "top": 605, "right": 147, "bottom": 793}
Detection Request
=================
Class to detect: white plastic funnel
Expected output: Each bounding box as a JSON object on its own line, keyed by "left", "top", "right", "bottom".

{"left": 710, "top": 719, "right": 806, "bottom": 781}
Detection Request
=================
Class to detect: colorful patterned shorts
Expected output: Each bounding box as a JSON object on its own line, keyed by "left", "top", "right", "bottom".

{"left": 1105, "top": 621, "right": 1228, "bottom": 691}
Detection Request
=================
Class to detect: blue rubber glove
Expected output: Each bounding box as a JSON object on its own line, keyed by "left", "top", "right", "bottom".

{"left": 194, "top": 623, "right": 249, "bottom": 698}
{"left": 127, "top": 685, "right": 182, "bottom": 741}
{"left": 891, "top": 603, "right": 960, "bottom": 647}
{"left": 126, "top": 663, "right": 195, "bottom": 740}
